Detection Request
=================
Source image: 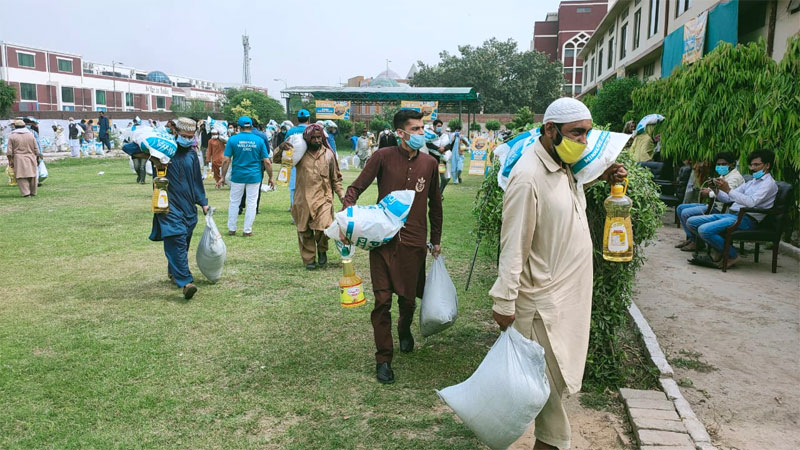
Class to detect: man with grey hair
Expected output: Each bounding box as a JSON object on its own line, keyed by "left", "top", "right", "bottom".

{"left": 490, "top": 98, "right": 627, "bottom": 449}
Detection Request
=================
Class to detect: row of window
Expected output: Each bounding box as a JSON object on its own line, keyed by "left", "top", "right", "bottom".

{"left": 583, "top": 0, "right": 671, "bottom": 86}
{"left": 18, "top": 83, "right": 166, "bottom": 109}
{"left": 16, "top": 52, "right": 74, "bottom": 72}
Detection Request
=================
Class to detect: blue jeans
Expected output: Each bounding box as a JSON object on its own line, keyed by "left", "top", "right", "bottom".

{"left": 677, "top": 203, "right": 718, "bottom": 240}
{"left": 686, "top": 213, "right": 756, "bottom": 258}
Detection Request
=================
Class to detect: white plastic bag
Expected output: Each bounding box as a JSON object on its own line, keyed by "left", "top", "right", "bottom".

{"left": 339, "top": 157, "right": 350, "bottom": 171}
{"left": 437, "top": 326, "right": 550, "bottom": 450}
{"left": 196, "top": 207, "right": 226, "bottom": 282}
{"left": 497, "top": 128, "right": 631, "bottom": 190}
{"left": 128, "top": 157, "right": 136, "bottom": 174}
{"left": 288, "top": 133, "right": 307, "bottom": 166}
{"left": 37, "top": 160, "right": 48, "bottom": 182}
{"left": 420, "top": 255, "right": 458, "bottom": 337}
{"left": 324, "top": 189, "right": 414, "bottom": 250}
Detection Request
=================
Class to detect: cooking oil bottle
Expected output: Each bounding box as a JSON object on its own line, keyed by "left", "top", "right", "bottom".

{"left": 339, "top": 259, "right": 366, "bottom": 308}
{"left": 152, "top": 166, "right": 170, "bottom": 214}
{"left": 6, "top": 166, "right": 17, "bottom": 186}
{"left": 276, "top": 147, "right": 293, "bottom": 187}
{"left": 603, "top": 178, "right": 633, "bottom": 262}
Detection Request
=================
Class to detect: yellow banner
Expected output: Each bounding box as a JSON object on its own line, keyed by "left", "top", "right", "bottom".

{"left": 682, "top": 11, "right": 707, "bottom": 65}
{"left": 468, "top": 136, "right": 490, "bottom": 176}
{"left": 315, "top": 100, "right": 351, "bottom": 120}
{"left": 400, "top": 101, "right": 438, "bottom": 121}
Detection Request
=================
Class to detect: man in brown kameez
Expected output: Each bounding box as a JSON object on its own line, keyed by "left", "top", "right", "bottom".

{"left": 7, "top": 119, "right": 41, "bottom": 197}
{"left": 343, "top": 109, "right": 443, "bottom": 384}
{"left": 275, "top": 123, "right": 344, "bottom": 270}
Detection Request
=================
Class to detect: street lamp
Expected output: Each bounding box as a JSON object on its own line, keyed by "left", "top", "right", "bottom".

{"left": 274, "top": 78, "right": 288, "bottom": 90}
{"left": 112, "top": 60, "right": 124, "bottom": 111}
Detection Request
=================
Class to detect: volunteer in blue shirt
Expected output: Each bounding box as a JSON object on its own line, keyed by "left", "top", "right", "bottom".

{"left": 284, "top": 109, "right": 311, "bottom": 211}
{"left": 219, "top": 116, "right": 273, "bottom": 237}
{"left": 237, "top": 118, "right": 271, "bottom": 215}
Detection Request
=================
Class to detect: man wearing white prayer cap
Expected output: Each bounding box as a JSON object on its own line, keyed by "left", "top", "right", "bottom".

{"left": 490, "top": 98, "right": 626, "bottom": 449}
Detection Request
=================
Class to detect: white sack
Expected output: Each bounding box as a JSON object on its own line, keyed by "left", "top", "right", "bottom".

{"left": 420, "top": 255, "right": 458, "bottom": 337}
{"left": 196, "top": 207, "right": 227, "bottom": 282}
{"left": 437, "top": 326, "right": 550, "bottom": 450}
{"left": 324, "top": 189, "right": 414, "bottom": 250}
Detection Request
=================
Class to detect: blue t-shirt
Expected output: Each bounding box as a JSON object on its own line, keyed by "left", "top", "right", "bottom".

{"left": 224, "top": 131, "right": 270, "bottom": 184}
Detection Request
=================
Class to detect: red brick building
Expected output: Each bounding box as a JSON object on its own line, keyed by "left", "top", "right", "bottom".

{"left": 531, "top": 1, "right": 608, "bottom": 96}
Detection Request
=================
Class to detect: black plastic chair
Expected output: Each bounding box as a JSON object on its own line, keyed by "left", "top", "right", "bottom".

{"left": 658, "top": 165, "right": 692, "bottom": 226}
{"left": 721, "top": 181, "right": 793, "bottom": 273}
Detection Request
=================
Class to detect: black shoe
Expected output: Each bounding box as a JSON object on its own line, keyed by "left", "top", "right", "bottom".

{"left": 376, "top": 362, "right": 394, "bottom": 384}
{"left": 399, "top": 333, "right": 414, "bottom": 353}
{"left": 305, "top": 262, "right": 318, "bottom": 270}
{"left": 183, "top": 283, "right": 197, "bottom": 300}
{"left": 317, "top": 252, "right": 328, "bottom": 267}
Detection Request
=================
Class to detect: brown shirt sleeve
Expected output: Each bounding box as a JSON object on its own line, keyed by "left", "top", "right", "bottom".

{"left": 427, "top": 160, "right": 443, "bottom": 246}
{"left": 343, "top": 150, "right": 381, "bottom": 207}
{"left": 329, "top": 150, "right": 344, "bottom": 200}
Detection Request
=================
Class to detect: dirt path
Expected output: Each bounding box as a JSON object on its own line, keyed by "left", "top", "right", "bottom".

{"left": 510, "top": 395, "right": 632, "bottom": 449}
{"left": 635, "top": 225, "right": 800, "bottom": 450}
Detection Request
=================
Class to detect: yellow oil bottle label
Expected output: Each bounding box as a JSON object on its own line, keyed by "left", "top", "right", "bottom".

{"left": 608, "top": 221, "right": 629, "bottom": 252}
{"left": 438, "top": 163, "right": 446, "bottom": 174}
{"left": 157, "top": 190, "right": 168, "bottom": 208}
{"left": 277, "top": 166, "right": 290, "bottom": 184}
{"left": 340, "top": 282, "right": 366, "bottom": 308}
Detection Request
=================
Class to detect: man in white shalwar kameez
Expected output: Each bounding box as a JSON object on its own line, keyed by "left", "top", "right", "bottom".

{"left": 490, "top": 98, "right": 627, "bottom": 449}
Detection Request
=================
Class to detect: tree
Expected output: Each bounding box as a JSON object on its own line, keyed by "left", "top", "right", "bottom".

{"left": 0, "top": 80, "right": 16, "bottom": 117}
{"left": 222, "top": 89, "right": 285, "bottom": 124}
{"left": 469, "top": 122, "right": 482, "bottom": 132}
{"left": 485, "top": 120, "right": 501, "bottom": 131}
{"left": 370, "top": 118, "right": 389, "bottom": 132}
{"left": 170, "top": 99, "right": 213, "bottom": 118}
{"left": 590, "top": 77, "right": 643, "bottom": 132}
{"left": 411, "top": 38, "right": 563, "bottom": 114}
{"left": 448, "top": 118, "right": 462, "bottom": 130}
{"left": 506, "top": 106, "right": 537, "bottom": 131}
{"left": 336, "top": 119, "right": 353, "bottom": 135}
{"left": 353, "top": 121, "right": 366, "bottom": 135}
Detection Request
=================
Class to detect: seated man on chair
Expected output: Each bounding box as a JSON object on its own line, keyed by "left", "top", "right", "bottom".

{"left": 677, "top": 152, "right": 745, "bottom": 252}
{"left": 686, "top": 150, "right": 778, "bottom": 268}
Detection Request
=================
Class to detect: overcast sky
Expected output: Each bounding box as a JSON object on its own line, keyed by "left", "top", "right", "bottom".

{"left": 3, "top": 0, "right": 565, "bottom": 100}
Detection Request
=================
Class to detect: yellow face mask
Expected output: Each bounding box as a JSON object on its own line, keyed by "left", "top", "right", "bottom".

{"left": 554, "top": 128, "right": 587, "bottom": 164}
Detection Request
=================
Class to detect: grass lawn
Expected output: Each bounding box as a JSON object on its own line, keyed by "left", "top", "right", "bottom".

{"left": 0, "top": 157, "right": 505, "bottom": 449}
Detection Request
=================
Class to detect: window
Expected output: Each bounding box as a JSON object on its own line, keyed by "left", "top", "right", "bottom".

{"left": 17, "top": 52, "right": 35, "bottom": 68}
{"left": 156, "top": 96, "right": 166, "bottom": 109}
{"left": 577, "top": 7, "right": 592, "bottom": 13}
{"left": 564, "top": 48, "right": 575, "bottom": 58}
{"left": 57, "top": 58, "right": 73, "bottom": 72}
{"left": 582, "top": 65, "right": 587, "bottom": 85}
{"left": 621, "top": 7, "right": 630, "bottom": 18}
{"left": 20, "top": 83, "right": 37, "bottom": 101}
{"left": 633, "top": 9, "right": 642, "bottom": 49}
{"left": 675, "top": 0, "right": 692, "bottom": 17}
{"left": 644, "top": 61, "right": 656, "bottom": 78}
{"left": 575, "top": 85, "right": 582, "bottom": 94}
{"left": 172, "top": 96, "right": 185, "bottom": 106}
{"left": 126, "top": 93, "right": 134, "bottom": 107}
{"left": 96, "top": 90, "right": 106, "bottom": 105}
{"left": 564, "top": 68, "right": 574, "bottom": 81}
{"left": 62, "top": 105, "right": 75, "bottom": 112}
{"left": 648, "top": 0, "right": 660, "bottom": 38}
{"left": 61, "top": 87, "right": 74, "bottom": 103}
{"left": 598, "top": 49, "right": 604, "bottom": 75}
{"left": 620, "top": 23, "right": 628, "bottom": 59}
{"left": 608, "top": 38, "right": 614, "bottom": 69}
{"left": 590, "top": 57, "right": 595, "bottom": 81}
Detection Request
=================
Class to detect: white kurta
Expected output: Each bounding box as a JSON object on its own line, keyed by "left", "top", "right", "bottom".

{"left": 490, "top": 139, "right": 594, "bottom": 394}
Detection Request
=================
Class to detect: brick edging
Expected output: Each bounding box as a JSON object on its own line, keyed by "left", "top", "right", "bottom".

{"left": 625, "top": 302, "right": 717, "bottom": 450}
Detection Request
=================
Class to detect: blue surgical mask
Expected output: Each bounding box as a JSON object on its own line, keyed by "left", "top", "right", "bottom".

{"left": 436, "top": 127, "right": 442, "bottom": 133}
{"left": 176, "top": 136, "right": 195, "bottom": 148}
{"left": 716, "top": 165, "right": 730, "bottom": 176}
{"left": 752, "top": 169, "right": 765, "bottom": 179}
{"left": 405, "top": 133, "right": 426, "bottom": 150}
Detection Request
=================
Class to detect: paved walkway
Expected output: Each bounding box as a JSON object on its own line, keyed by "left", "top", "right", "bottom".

{"left": 635, "top": 225, "right": 799, "bottom": 450}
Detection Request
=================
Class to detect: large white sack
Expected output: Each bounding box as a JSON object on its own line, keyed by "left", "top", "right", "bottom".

{"left": 288, "top": 133, "right": 308, "bottom": 166}
{"left": 437, "top": 326, "right": 550, "bottom": 450}
{"left": 196, "top": 207, "right": 226, "bottom": 282}
{"left": 324, "top": 189, "right": 414, "bottom": 250}
{"left": 131, "top": 126, "right": 177, "bottom": 163}
{"left": 420, "top": 255, "right": 458, "bottom": 337}
{"left": 497, "top": 128, "right": 631, "bottom": 190}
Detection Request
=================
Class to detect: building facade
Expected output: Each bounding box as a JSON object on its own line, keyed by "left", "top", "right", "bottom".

{"left": 531, "top": 1, "right": 609, "bottom": 96}
{"left": 1, "top": 42, "right": 267, "bottom": 114}
{"left": 579, "top": 0, "right": 800, "bottom": 98}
